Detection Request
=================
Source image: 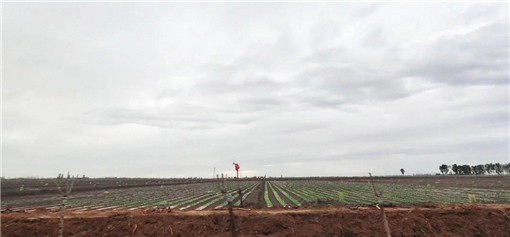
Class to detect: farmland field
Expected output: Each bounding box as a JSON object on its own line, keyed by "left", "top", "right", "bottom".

{"left": 2, "top": 176, "right": 509, "bottom": 210}
{"left": 0, "top": 177, "right": 216, "bottom": 197}
{"left": 2, "top": 176, "right": 509, "bottom": 236}
{"left": 263, "top": 179, "right": 510, "bottom": 207}
{"left": 2, "top": 179, "right": 259, "bottom": 211}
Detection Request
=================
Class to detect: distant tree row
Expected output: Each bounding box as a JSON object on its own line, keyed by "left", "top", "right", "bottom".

{"left": 439, "top": 163, "right": 510, "bottom": 175}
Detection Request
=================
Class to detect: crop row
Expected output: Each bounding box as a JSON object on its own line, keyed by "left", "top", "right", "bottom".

{"left": 2, "top": 181, "right": 258, "bottom": 210}
{"left": 263, "top": 180, "right": 510, "bottom": 207}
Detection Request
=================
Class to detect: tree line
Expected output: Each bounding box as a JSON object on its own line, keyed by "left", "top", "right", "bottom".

{"left": 439, "top": 163, "right": 510, "bottom": 175}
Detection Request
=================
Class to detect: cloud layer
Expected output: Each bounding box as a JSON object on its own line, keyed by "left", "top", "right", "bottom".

{"left": 3, "top": 3, "right": 509, "bottom": 177}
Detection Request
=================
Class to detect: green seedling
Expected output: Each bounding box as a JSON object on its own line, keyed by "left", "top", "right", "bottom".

{"left": 338, "top": 191, "right": 344, "bottom": 203}
{"left": 468, "top": 194, "right": 476, "bottom": 203}
{"left": 156, "top": 200, "right": 168, "bottom": 206}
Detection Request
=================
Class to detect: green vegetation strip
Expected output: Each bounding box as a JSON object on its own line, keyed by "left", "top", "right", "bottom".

{"left": 268, "top": 182, "right": 287, "bottom": 207}
{"left": 214, "top": 183, "right": 258, "bottom": 209}
{"left": 271, "top": 182, "right": 301, "bottom": 206}
{"left": 234, "top": 183, "right": 259, "bottom": 206}
{"left": 264, "top": 181, "right": 273, "bottom": 207}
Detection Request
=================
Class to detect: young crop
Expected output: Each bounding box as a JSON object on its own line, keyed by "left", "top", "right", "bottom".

{"left": 234, "top": 183, "right": 259, "bottom": 206}
{"left": 195, "top": 193, "right": 231, "bottom": 210}
{"left": 264, "top": 181, "right": 273, "bottom": 207}
{"left": 285, "top": 188, "right": 314, "bottom": 202}
{"left": 338, "top": 191, "right": 344, "bottom": 203}
{"left": 269, "top": 182, "right": 287, "bottom": 207}
{"left": 211, "top": 182, "right": 257, "bottom": 209}
{"left": 3, "top": 179, "right": 509, "bottom": 211}
{"left": 468, "top": 194, "right": 476, "bottom": 203}
{"left": 271, "top": 182, "right": 301, "bottom": 206}
{"left": 214, "top": 184, "right": 257, "bottom": 209}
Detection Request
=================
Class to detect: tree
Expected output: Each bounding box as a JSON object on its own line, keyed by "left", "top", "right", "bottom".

{"left": 439, "top": 164, "right": 449, "bottom": 175}
{"left": 443, "top": 163, "right": 509, "bottom": 175}
{"left": 452, "top": 164, "right": 459, "bottom": 175}
{"left": 472, "top": 165, "right": 485, "bottom": 175}
{"left": 400, "top": 168, "right": 405, "bottom": 175}
{"left": 459, "top": 165, "right": 472, "bottom": 175}
{"left": 54, "top": 172, "right": 76, "bottom": 237}
{"left": 485, "top": 163, "right": 495, "bottom": 174}
{"left": 494, "top": 163, "right": 503, "bottom": 175}
{"left": 503, "top": 163, "right": 510, "bottom": 174}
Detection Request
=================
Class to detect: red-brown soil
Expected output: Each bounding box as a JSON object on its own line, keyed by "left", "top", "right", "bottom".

{"left": 243, "top": 181, "right": 263, "bottom": 208}
{"left": 2, "top": 204, "right": 509, "bottom": 236}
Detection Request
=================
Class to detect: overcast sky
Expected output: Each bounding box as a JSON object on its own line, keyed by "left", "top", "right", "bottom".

{"left": 2, "top": 3, "right": 509, "bottom": 178}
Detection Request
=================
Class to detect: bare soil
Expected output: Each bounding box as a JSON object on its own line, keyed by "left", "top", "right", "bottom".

{"left": 2, "top": 204, "right": 509, "bottom": 236}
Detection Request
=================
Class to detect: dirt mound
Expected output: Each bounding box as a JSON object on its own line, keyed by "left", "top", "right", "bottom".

{"left": 2, "top": 204, "right": 509, "bottom": 236}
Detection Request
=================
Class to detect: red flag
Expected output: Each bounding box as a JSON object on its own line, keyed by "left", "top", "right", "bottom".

{"left": 234, "top": 163, "right": 240, "bottom": 171}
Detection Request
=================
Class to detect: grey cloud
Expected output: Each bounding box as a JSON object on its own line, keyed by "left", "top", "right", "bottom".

{"left": 352, "top": 5, "right": 380, "bottom": 18}
{"left": 302, "top": 47, "right": 346, "bottom": 64}
{"left": 292, "top": 66, "right": 411, "bottom": 106}
{"left": 362, "top": 27, "right": 386, "bottom": 49}
{"left": 3, "top": 3, "right": 508, "bottom": 178}
{"left": 84, "top": 106, "right": 258, "bottom": 129}
{"left": 277, "top": 123, "right": 328, "bottom": 134}
{"left": 469, "top": 111, "right": 509, "bottom": 126}
{"left": 403, "top": 22, "right": 509, "bottom": 85}
{"left": 237, "top": 97, "right": 285, "bottom": 112}
{"left": 197, "top": 76, "right": 281, "bottom": 95}
{"left": 464, "top": 3, "right": 507, "bottom": 23}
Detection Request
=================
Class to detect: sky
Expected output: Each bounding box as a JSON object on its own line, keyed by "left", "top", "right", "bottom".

{"left": 2, "top": 3, "right": 509, "bottom": 178}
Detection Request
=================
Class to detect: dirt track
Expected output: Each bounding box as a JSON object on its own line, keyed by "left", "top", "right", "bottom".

{"left": 2, "top": 204, "right": 509, "bottom": 236}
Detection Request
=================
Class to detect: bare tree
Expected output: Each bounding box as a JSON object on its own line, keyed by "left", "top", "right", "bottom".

{"left": 217, "top": 176, "right": 237, "bottom": 237}
{"left": 54, "top": 172, "right": 76, "bottom": 237}
{"left": 368, "top": 173, "right": 391, "bottom": 237}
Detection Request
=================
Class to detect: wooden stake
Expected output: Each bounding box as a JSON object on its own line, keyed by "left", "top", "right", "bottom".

{"left": 368, "top": 173, "right": 391, "bottom": 237}
{"left": 220, "top": 178, "right": 237, "bottom": 237}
